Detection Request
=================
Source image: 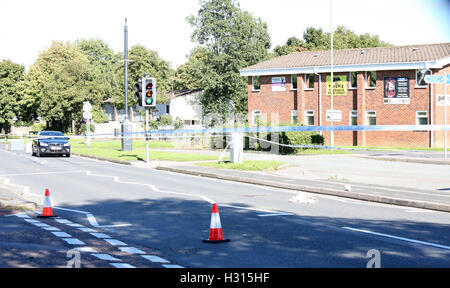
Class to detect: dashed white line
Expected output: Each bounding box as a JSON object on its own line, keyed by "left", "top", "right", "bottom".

{"left": 118, "top": 247, "right": 145, "bottom": 254}
{"left": 110, "top": 263, "right": 135, "bottom": 268}
{"left": 90, "top": 233, "right": 112, "bottom": 239}
{"left": 51, "top": 231, "right": 72, "bottom": 238}
{"left": 61, "top": 238, "right": 86, "bottom": 245}
{"left": 343, "top": 226, "right": 450, "bottom": 250}
{"left": 162, "top": 264, "right": 184, "bottom": 268}
{"left": 104, "top": 239, "right": 127, "bottom": 246}
{"left": 91, "top": 254, "right": 121, "bottom": 261}
{"left": 141, "top": 255, "right": 170, "bottom": 263}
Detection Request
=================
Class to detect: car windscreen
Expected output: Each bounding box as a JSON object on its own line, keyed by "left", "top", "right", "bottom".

{"left": 38, "top": 132, "right": 65, "bottom": 140}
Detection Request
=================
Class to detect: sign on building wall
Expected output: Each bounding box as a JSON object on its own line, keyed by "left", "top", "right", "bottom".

{"left": 437, "top": 95, "right": 450, "bottom": 106}
{"left": 326, "top": 76, "right": 347, "bottom": 96}
{"left": 384, "top": 77, "right": 410, "bottom": 104}
{"left": 326, "top": 110, "right": 342, "bottom": 122}
{"left": 272, "top": 77, "right": 286, "bottom": 92}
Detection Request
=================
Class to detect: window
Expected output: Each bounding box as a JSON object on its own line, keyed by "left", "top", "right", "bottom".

{"left": 291, "top": 110, "right": 298, "bottom": 123}
{"left": 365, "top": 71, "right": 376, "bottom": 89}
{"left": 252, "top": 76, "right": 261, "bottom": 91}
{"left": 416, "top": 111, "right": 428, "bottom": 125}
{"left": 349, "top": 72, "right": 358, "bottom": 89}
{"left": 252, "top": 110, "right": 261, "bottom": 126}
{"left": 350, "top": 110, "right": 358, "bottom": 126}
{"left": 291, "top": 74, "right": 298, "bottom": 90}
{"left": 366, "top": 111, "right": 376, "bottom": 125}
{"left": 305, "top": 110, "right": 315, "bottom": 126}
{"left": 304, "top": 74, "right": 315, "bottom": 90}
{"left": 416, "top": 69, "right": 431, "bottom": 88}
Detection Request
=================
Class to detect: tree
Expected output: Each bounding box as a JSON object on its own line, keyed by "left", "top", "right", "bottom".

{"left": 186, "top": 0, "right": 271, "bottom": 116}
{"left": 274, "top": 26, "right": 391, "bottom": 56}
{"left": 23, "top": 41, "right": 94, "bottom": 132}
{"left": 0, "top": 60, "right": 24, "bottom": 133}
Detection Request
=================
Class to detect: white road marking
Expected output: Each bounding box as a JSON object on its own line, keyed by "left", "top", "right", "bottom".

{"left": 61, "top": 238, "right": 86, "bottom": 245}
{"left": 343, "top": 227, "right": 450, "bottom": 250}
{"left": 42, "top": 226, "right": 60, "bottom": 231}
{"left": 55, "top": 218, "right": 73, "bottom": 224}
{"left": 218, "top": 204, "right": 293, "bottom": 217}
{"left": 104, "top": 239, "right": 127, "bottom": 246}
{"left": 90, "top": 233, "right": 111, "bottom": 239}
{"left": 163, "top": 264, "right": 184, "bottom": 268}
{"left": 118, "top": 247, "right": 145, "bottom": 254}
{"left": 75, "top": 247, "right": 97, "bottom": 253}
{"left": 52, "top": 231, "right": 72, "bottom": 238}
{"left": 110, "top": 263, "right": 135, "bottom": 268}
{"left": 91, "top": 254, "right": 121, "bottom": 261}
{"left": 141, "top": 255, "right": 170, "bottom": 263}
{"left": 78, "top": 227, "right": 97, "bottom": 233}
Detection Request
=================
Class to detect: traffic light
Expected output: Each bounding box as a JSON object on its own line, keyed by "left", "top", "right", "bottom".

{"left": 143, "top": 77, "right": 156, "bottom": 107}
{"left": 134, "top": 78, "right": 143, "bottom": 106}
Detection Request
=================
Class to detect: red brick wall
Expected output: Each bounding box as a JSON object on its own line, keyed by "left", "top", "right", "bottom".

{"left": 247, "top": 75, "right": 297, "bottom": 125}
{"left": 247, "top": 68, "right": 443, "bottom": 148}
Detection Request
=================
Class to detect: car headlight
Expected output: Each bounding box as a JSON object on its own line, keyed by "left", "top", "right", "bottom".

{"left": 63, "top": 143, "right": 70, "bottom": 147}
{"left": 40, "top": 143, "right": 49, "bottom": 147}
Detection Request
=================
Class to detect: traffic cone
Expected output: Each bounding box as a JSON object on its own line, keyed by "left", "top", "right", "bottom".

{"left": 203, "top": 203, "right": 230, "bottom": 243}
{"left": 38, "top": 189, "right": 57, "bottom": 218}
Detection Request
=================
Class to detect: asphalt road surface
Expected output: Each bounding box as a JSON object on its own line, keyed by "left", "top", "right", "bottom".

{"left": 1, "top": 148, "right": 449, "bottom": 268}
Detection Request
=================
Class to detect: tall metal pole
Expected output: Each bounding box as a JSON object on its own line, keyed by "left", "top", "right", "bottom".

{"left": 146, "top": 107, "right": 149, "bottom": 163}
{"left": 330, "top": 0, "right": 334, "bottom": 148}
{"left": 445, "top": 73, "right": 448, "bottom": 159}
{"left": 124, "top": 18, "right": 129, "bottom": 120}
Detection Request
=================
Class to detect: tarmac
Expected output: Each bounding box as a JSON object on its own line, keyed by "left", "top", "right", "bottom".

{"left": 1, "top": 151, "right": 450, "bottom": 214}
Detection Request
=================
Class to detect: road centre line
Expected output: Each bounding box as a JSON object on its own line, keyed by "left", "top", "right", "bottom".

{"left": 0, "top": 170, "right": 86, "bottom": 177}
{"left": 343, "top": 226, "right": 450, "bottom": 250}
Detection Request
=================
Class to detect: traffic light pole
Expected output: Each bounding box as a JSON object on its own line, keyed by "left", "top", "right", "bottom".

{"left": 145, "top": 107, "right": 149, "bottom": 164}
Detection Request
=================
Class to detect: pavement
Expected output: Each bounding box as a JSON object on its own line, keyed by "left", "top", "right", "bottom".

{"left": 2, "top": 148, "right": 450, "bottom": 214}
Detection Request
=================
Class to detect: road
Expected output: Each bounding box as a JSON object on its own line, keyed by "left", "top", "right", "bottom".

{"left": 1, "top": 148, "right": 449, "bottom": 268}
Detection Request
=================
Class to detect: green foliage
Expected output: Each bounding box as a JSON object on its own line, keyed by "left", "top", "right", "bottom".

{"left": 128, "top": 45, "right": 175, "bottom": 108}
{"left": 279, "top": 130, "right": 324, "bottom": 155}
{"left": 186, "top": 0, "right": 271, "bottom": 115}
{"left": 0, "top": 60, "right": 24, "bottom": 133}
{"left": 273, "top": 26, "right": 391, "bottom": 56}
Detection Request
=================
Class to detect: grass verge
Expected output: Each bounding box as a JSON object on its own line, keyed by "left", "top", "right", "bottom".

{"left": 196, "top": 160, "right": 286, "bottom": 171}
{"left": 71, "top": 140, "right": 221, "bottom": 162}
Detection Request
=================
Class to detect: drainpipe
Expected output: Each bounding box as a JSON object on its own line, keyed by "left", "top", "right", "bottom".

{"left": 314, "top": 69, "right": 322, "bottom": 134}
{"left": 425, "top": 65, "right": 433, "bottom": 148}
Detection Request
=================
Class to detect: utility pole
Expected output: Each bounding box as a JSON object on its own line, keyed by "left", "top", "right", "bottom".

{"left": 121, "top": 18, "right": 132, "bottom": 151}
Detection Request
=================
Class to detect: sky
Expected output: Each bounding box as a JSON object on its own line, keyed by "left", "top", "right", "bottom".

{"left": 1, "top": 0, "right": 449, "bottom": 71}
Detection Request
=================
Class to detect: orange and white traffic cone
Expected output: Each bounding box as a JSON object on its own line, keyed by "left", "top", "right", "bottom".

{"left": 203, "top": 203, "right": 230, "bottom": 243}
{"left": 38, "top": 188, "right": 57, "bottom": 218}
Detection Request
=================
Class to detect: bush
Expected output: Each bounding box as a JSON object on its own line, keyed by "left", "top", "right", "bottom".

{"left": 246, "top": 122, "right": 324, "bottom": 154}
{"left": 280, "top": 129, "right": 324, "bottom": 154}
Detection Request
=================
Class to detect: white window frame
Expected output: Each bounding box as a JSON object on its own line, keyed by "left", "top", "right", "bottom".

{"left": 304, "top": 74, "right": 315, "bottom": 90}
{"left": 252, "top": 110, "right": 261, "bottom": 126}
{"left": 349, "top": 72, "right": 358, "bottom": 90}
{"left": 415, "top": 69, "right": 430, "bottom": 88}
{"left": 252, "top": 76, "right": 261, "bottom": 91}
{"left": 305, "top": 110, "right": 315, "bottom": 126}
{"left": 416, "top": 111, "right": 429, "bottom": 125}
{"left": 291, "top": 74, "right": 298, "bottom": 91}
{"left": 350, "top": 110, "right": 358, "bottom": 126}
{"left": 291, "top": 110, "right": 298, "bottom": 123}
{"left": 365, "top": 71, "right": 377, "bottom": 89}
{"left": 366, "top": 110, "right": 377, "bottom": 126}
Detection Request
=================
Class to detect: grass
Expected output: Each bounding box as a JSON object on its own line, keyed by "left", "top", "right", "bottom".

{"left": 294, "top": 148, "right": 349, "bottom": 155}
{"left": 196, "top": 160, "right": 286, "bottom": 171}
{"left": 70, "top": 139, "right": 222, "bottom": 162}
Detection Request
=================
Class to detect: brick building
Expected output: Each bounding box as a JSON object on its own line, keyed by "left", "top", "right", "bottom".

{"left": 239, "top": 43, "right": 450, "bottom": 147}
